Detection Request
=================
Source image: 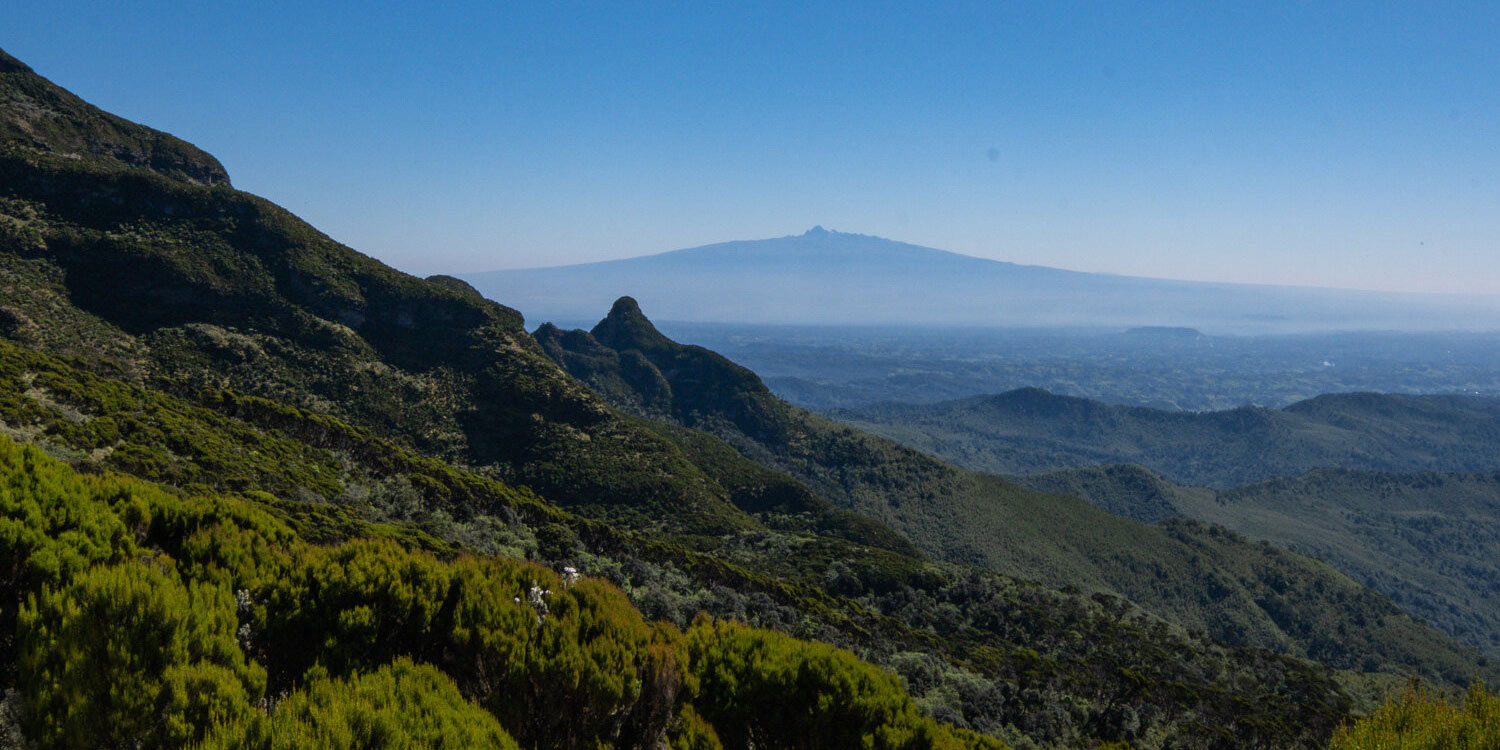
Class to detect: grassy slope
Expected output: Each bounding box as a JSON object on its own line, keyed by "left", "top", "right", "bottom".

{"left": 832, "top": 388, "right": 1500, "bottom": 488}
{"left": 536, "top": 301, "right": 1490, "bottom": 688}
{"left": 1210, "top": 471, "right": 1500, "bottom": 658}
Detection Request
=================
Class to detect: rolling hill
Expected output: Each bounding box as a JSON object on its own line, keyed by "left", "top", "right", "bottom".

{"left": 1014, "top": 464, "right": 1500, "bottom": 658}
{"left": 461, "top": 226, "right": 1500, "bottom": 333}
{"left": 827, "top": 386, "right": 1500, "bottom": 656}
{"left": 833, "top": 388, "right": 1500, "bottom": 488}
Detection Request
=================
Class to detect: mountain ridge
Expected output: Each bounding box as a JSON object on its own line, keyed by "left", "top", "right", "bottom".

{"left": 0, "top": 47, "right": 229, "bottom": 186}
{"left": 834, "top": 387, "right": 1500, "bottom": 488}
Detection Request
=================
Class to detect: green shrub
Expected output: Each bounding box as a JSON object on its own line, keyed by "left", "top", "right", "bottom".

{"left": 201, "top": 658, "right": 519, "bottom": 750}
{"left": 1331, "top": 679, "right": 1500, "bottom": 749}
{"left": 17, "top": 561, "right": 265, "bottom": 749}
{"left": 668, "top": 705, "right": 724, "bottom": 750}
{"left": 684, "top": 617, "right": 1004, "bottom": 750}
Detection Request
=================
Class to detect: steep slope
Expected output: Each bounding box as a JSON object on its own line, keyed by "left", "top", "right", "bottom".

{"left": 1010, "top": 463, "right": 1202, "bottom": 525}
{"left": 1016, "top": 463, "right": 1500, "bottom": 658}
{"left": 0, "top": 48, "right": 782, "bottom": 538}
{"left": 0, "top": 48, "right": 1411, "bottom": 748}
{"left": 462, "top": 226, "right": 1500, "bottom": 332}
{"left": 535, "top": 299, "right": 1488, "bottom": 687}
{"left": 834, "top": 387, "right": 1500, "bottom": 487}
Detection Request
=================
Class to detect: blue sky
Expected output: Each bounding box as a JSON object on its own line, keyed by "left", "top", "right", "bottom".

{"left": 6, "top": 2, "right": 1498, "bottom": 294}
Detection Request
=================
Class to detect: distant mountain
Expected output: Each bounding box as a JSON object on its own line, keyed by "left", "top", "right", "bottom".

{"left": 833, "top": 388, "right": 1500, "bottom": 487}
{"left": 462, "top": 227, "right": 1500, "bottom": 333}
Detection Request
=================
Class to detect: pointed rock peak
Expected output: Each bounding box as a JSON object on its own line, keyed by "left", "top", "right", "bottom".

{"left": 803, "top": 225, "right": 830, "bottom": 236}
{"left": 592, "top": 296, "right": 675, "bottom": 352}
{"left": 608, "top": 296, "right": 646, "bottom": 320}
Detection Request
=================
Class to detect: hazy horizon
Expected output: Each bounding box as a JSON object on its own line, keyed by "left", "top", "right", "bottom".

{"left": 7, "top": 2, "right": 1499, "bottom": 296}
{"left": 485, "top": 226, "right": 1500, "bottom": 302}
{"left": 461, "top": 227, "right": 1500, "bottom": 334}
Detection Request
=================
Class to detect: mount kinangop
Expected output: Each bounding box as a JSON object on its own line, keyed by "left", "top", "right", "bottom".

{"left": 0, "top": 47, "right": 1491, "bottom": 748}
{"left": 461, "top": 227, "right": 1500, "bottom": 333}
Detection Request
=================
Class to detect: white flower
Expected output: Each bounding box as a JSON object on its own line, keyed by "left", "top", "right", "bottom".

{"left": 525, "top": 581, "right": 551, "bottom": 625}
{"left": 528, "top": 583, "right": 550, "bottom": 607}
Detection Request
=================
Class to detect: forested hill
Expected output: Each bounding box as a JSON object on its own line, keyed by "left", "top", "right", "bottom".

{"left": 0, "top": 46, "right": 1491, "bottom": 748}
{"left": 1014, "top": 464, "right": 1500, "bottom": 658}
{"left": 536, "top": 299, "right": 1489, "bottom": 691}
{"left": 832, "top": 387, "right": 1500, "bottom": 487}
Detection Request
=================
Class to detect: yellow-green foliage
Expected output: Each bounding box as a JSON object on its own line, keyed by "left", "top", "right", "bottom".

{"left": 200, "top": 658, "right": 519, "bottom": 750}
{"left": 668, "top": 705, "right": 724, "bottom": 750}
{"left": 1331, "top": 680, "right": 1500, "bottom": 750}
{"left": 0, "top": 438, "right": 141, "bottom": 595}
{"left": 684, "top": 618, "right": 1006, "bottom": 750}
{"left": 17, "top": 561, "right": 266, "bottom": 750}
{"left": 0, "top": 434, "right": 1001, "bottom": 749}
{"left": 249, "top": 540, "right": 678, "bottom": 748}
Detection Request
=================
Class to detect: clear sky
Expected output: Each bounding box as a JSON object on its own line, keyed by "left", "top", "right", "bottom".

{"left": 5, "top": 2, "right": 1498, "bottom": 294}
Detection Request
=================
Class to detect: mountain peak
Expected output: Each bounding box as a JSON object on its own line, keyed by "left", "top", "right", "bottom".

{"left": 592, "top": 296, "right": 674, "bottom": 352}
{"left": 803, "top": 225, "right": 830, "bottom": 236}
{"left": 608, "top": 295, "right": 646, "bottom": 318}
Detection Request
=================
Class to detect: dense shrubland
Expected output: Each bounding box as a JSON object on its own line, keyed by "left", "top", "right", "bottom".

{"left": 1332, "top": 680, "right": 1500, "bottom": 749}
{"left": 0, "top": 436, "right": 997, "bottom": 749}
